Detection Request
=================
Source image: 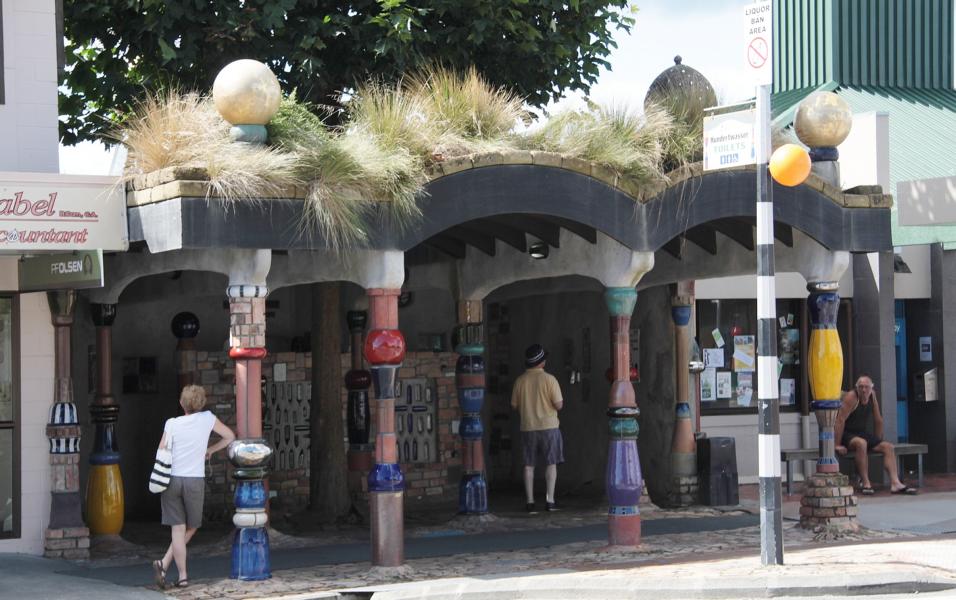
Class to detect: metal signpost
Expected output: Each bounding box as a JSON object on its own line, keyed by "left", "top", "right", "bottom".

{"left": 744, "top": 0, "right": 783, "bottom": 566}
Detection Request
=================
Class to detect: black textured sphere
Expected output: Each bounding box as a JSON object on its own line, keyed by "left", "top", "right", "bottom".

{"left": 644, "top": 55, "right": 717, "bottom": 125}
{"left": 171, "top": 311, "right": 200, "bottom": 339}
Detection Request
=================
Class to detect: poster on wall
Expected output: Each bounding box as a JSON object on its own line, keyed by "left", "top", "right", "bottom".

{"left": 779, "top": 329, "right": 799, "bottom": 365}
{"left": 716, "top": 371, "right": 732, "bottom": 398}
{"left": 700, "top": 368, "right": 716, "bottom": 402}
{"left": 735, "top": 372, "right": 754, "bottom": 407}
{"left": 704, "top": 348, "right": 724, "bottom": 368}
{"left": 733, "top": 335, "right": 756, "bottom": 372}
{"left": 780, "top": 377, "right": 795, "bottom": 405}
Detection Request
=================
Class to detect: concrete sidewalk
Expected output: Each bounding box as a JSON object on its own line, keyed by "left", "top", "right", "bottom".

{"left": 336, "top": 537, "right": 956, "bottom": 600}
{"left": 0, "top": 554, "right": 168, "bottom": 600}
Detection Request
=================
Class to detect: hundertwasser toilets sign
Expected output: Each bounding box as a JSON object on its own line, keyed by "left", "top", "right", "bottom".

{"left": 0, "top": 172, "right": 127, "bottom": 252}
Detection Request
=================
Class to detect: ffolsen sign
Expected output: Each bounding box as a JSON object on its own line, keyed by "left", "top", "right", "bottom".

{"left": 0, "top": 172, "right": 128, "bottom": 251}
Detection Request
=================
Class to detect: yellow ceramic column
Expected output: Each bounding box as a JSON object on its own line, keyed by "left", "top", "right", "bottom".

{"left": 86, "top": 303, "right": 124, "bottom": 536}
{"left": 806, "top": 284, "right": 843, "bottom": 473}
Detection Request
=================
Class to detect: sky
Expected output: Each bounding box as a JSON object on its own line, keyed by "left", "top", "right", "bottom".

{"left": 58, "top": 1, "right": 749, "bottom": 176}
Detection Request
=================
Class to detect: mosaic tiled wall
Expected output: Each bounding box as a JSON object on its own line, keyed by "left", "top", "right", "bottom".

{"left": 177, "top": 350, "right": 463, "bottom": 520}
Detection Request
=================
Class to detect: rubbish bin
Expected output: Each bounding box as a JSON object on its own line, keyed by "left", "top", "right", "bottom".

{"left": 697, "top": 436, "right": 739, "bottom": 506}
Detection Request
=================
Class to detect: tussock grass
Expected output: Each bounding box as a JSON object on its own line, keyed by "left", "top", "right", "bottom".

{"left": 117, "top": 90, "right": 297, "bottom": 202}
{"left": 118, "top": 67, "right": 705, "bottom": 248}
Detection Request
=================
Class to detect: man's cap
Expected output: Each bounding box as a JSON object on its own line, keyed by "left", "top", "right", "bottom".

{"left": 525, "top": 343, "right": 548, "bottom": 367}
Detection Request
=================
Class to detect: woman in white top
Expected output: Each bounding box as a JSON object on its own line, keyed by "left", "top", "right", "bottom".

{"left": 152, "top": 385, "right": 235, "bottom": 589}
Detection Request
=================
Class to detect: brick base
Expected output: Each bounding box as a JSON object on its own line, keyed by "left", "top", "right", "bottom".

{"left": 799, "top": 473, "right": 860, "bottom": 532}
{"left": 669, "top": 475, "right": 699, "bottom": 507}
{"left": 45, "top": 526, "right": 91, "bottom": 560}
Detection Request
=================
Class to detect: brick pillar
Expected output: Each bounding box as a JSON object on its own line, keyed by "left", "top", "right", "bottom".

{"left": 45, "top": 290, "right": 89, "bottom": 558}
{"left": 86, "top": 303, "right": 124, "bottom": 538}
{"left": 227, "top": 285, "right": 273, "bottom": 580}
{"left": 605, "top": 287, "right": 642, "bottom": 546}
{"left": 802, "top": 281, "right": 858, "bottom": 531}
{"left": 345, "top": 310, "right": 373, "bottom": 485}
{"left": 364, "top": 288, "right": 405, "bottom": 567}
{"left": 670, "top": 285, "right": 698, "bottom": 506}
{"left": 454, "top": 299, "right": 487, "bottom": 514}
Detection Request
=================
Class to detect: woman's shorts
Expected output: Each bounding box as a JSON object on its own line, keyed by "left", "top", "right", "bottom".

{"left": 521, "top": 428, "right": 565, "bottom": 467}
{"left": 161, "top": 476, "right": 205, "bottom": 529}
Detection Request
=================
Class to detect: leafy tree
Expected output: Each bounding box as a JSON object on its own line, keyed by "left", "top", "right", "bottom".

{"left": 61, "top": 0, "right": 634, "bottom": 145}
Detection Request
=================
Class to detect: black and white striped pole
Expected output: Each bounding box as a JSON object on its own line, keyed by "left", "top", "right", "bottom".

{"left": 755, "top": 81, "right": 783, "bottom": 566}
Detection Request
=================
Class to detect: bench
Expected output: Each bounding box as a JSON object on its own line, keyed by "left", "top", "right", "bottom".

{"left": 780, "top": 443, "right": 928, "bottom": 495}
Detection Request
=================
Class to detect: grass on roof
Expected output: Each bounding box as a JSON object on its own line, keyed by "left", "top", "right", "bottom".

{"left": 116, "top": 67, "right": 704, "bottom": 249}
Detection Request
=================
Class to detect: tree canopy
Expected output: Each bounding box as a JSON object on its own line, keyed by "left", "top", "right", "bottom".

{"left": 61, "top": 0, "right": 635, "bottom": 145}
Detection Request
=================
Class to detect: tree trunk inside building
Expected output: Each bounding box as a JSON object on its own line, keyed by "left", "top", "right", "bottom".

{"left": 309, "top": 282, "right": 350, "bottom": 521}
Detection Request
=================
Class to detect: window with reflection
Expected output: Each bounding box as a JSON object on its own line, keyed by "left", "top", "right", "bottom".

{"left": 0, "top": 297, "right": 17, "bottom": 538}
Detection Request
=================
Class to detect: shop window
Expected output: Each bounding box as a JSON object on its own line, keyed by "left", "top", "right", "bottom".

{"left": 696, "top": 298, "right": 803, "bottom": 414}
{"left": 0, "top": 297, "right": 18, "bottom": 538}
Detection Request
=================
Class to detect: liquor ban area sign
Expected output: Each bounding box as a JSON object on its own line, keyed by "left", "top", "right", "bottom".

{"left": 703, "top": 103, "right": 756, "bottom": 172}
{"left": 744, "top": 0, "right": 773, "bottom": 86}
{"left": 0, "top": 172, "right": 128, "bottom": 252}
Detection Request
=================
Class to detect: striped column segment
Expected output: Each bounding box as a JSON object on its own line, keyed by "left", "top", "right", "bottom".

{"left": 604, "top": 287, "right": 642, "bottom": 546}
{"left": 454, "top": 299, "right": 488, "bottom": 514}
{"left": 87, "top": 303, "right": 125, "bottom": 537}
{"left": 756, "top": 153, "right": 783, "bottom": 565}
{"left": 364, "top": 288, "right": 406, "bottom": 566}
{"left": 227, "top": 284, "right": 272, "bottom": 581}
{"left": 45, "top": 290, "right": 89, "bottom": 558}
{"left": 806, "top": 283, "right": 843, "bottom": 473}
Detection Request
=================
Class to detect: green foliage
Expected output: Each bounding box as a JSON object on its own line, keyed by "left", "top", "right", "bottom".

{"left": 61, "top": 0, "right": 634, "bottom": 145}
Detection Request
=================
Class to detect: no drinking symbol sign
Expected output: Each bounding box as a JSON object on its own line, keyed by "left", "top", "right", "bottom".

{"left": 744, "top": 0, "right": 772, "bottom": 85}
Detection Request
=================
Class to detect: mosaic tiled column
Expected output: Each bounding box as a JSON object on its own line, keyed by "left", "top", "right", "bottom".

{"left": 345, "top": 311, "right": 373, "bottom": 477}
{"left": 605, "top": 287, "right": 642, "bottom": 546}
{"left": 86, "top": 303, "right": 124, "bottom": 537}
{"left": 670, "top": 290, "right": 698, "bottom": 506}
{"left": 807, "top": 284, "right": 843, "bottom": 474}
{"left": 454, "top": 299, "right": 488, "bottom": 514}
{"left": 45, "top": 290, "right": 89, "bottom": 558}
{"left": 364, "top": 288, "right": 406, "bottom": 566}
{"left": 227, "top": 284, "right": 272, "bottom": 580}
{"left": 801, "top": 281, "right": 858, "bottom": 531}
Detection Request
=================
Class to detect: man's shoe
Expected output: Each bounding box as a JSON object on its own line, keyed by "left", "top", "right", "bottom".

{"left": 525, "top": 502, "right": 537, "bottom": 513}
{"left": 545, "top": 501, "right": 557, "bottom": 512}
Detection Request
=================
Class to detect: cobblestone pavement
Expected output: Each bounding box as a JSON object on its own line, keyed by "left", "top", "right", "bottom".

{"left": 154, "top": 511, "right": 907, "bottom": 600}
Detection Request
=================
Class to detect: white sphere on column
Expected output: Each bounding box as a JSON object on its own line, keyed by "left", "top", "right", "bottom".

{"left": 212, "top": 59, "right": 281, "bottom": 126}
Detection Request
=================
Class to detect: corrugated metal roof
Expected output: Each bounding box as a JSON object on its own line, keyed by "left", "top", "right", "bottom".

{"left": 773, "top": 0, "right": 954, "bottom": 93}
{"left": 774, "top": 85, "right": 956, "bottom": 245}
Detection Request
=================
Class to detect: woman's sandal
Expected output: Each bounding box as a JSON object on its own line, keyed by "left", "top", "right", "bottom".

{"left": 175, "top": 579, "right": 189, "bottom": 588}
{"left": 860, "top": 486, "right": 875, "bottom": 495}
{"left": 151, "top": 560, "right": 167, "bottom": 590}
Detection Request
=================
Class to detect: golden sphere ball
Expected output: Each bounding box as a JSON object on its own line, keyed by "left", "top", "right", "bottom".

{"left": 769, "top": 143, "right": 812, "bottom": 187}
{"left": 212, "top": 59, "right": 281, "bottom": 125}
{"left": 794, "top": 91, "right": 852, "bottom": 148}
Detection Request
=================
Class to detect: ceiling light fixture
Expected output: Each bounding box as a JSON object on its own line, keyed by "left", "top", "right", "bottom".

{"left": 529, "top": 242, "right": 549, "bottom": 259}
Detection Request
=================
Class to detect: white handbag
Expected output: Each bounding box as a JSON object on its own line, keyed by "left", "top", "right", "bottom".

{"left": 149, "top": 435, "right": 173, "bottom": 494}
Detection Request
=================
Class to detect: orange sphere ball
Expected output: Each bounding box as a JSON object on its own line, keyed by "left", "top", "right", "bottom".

{"left": 769, "top": 143, "right": 812, "bottom": 187}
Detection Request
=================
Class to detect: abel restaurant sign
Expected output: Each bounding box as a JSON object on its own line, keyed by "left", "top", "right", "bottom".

{"left": 0, "top": 172, "right": 128, "bottom": 251}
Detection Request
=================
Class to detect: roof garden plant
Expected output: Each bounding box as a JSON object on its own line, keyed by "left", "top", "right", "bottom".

{"left": 116, "top": 67, "right": 703, "bottom": 248}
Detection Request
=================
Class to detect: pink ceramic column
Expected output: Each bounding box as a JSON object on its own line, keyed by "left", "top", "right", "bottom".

{"left": 364, "top": 288, "right": 406, "bottom": 566}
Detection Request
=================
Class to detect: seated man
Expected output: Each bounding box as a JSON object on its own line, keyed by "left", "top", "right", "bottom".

{"left": 835, "top": 375, "right": 917, "bottom": 495}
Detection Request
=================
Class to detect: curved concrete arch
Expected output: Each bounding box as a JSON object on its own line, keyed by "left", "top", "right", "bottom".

{"left": 267, "top": 249, "right": 404, "bottom": 293}
{"left": 88, "top": 249, "right": 237, "bottom": 304}
{"left": 456, "top": 230, "right": 654, "bottom": 301}
{"left": 395, "top": 164, "right": 890, "bottom": 254}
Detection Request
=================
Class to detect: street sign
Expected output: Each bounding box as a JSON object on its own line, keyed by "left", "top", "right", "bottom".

{"left": 703, "top": 105, "right": 756, "bottom": 172}
{"left": 18, "top": 249, "right": 104, "bottom": 292}
{"left": 0, "top": 173, "right": 128, "bottom": 252}
{"left": 744, "top": 0, "right": 773, "bottom": 86}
